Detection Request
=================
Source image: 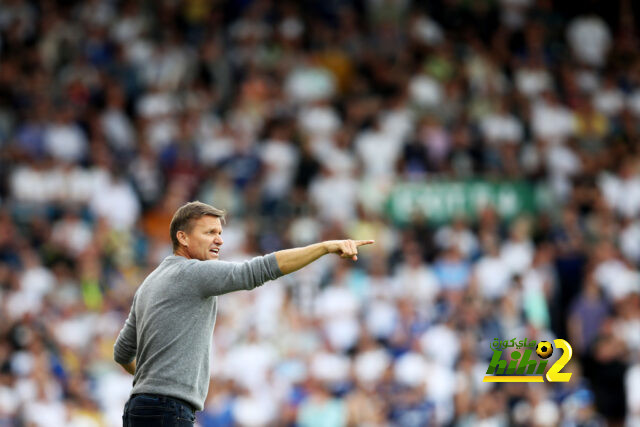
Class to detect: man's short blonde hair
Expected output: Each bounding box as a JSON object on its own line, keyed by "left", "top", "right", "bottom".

{"left": 170, "top": 201, "right": 226, "bottom": 250}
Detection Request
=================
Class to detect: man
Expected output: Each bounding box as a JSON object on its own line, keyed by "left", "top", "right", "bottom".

{"left": 114, "top": 201, "right": 373, "bottom": 426}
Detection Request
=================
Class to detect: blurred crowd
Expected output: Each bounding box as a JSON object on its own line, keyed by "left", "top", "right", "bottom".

{"left": 1, "top": 0, "right": 640, "bottom": 426}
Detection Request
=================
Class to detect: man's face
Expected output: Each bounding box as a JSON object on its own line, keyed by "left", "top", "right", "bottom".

{"left": 180, "top": 216, "right": 224, "bottom": 261}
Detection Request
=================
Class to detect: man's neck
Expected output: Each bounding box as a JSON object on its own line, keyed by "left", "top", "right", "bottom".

{"left": 174, "top": 248, "right": 191, "bottom": 259}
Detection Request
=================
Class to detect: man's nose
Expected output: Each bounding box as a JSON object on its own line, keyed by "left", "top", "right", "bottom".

{"left": 215, "top": 235, "right": 223, "bottom": 245}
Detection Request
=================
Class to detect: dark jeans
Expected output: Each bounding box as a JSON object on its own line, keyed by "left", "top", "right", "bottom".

{"left": 123, "top": 393, "right": 196, "bottom": 426}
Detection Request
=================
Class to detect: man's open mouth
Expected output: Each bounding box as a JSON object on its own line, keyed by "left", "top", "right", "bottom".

{"left": 210, "top": 248, "right": 220, "bottom": 255}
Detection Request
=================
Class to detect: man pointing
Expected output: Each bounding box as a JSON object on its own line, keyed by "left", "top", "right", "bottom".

{"left": 114, "top": 201, "right": 374, "bottom": 426}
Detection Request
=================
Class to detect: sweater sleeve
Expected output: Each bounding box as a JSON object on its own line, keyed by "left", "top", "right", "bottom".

{"left": 113, "top": 293, "right": 138, "bottom": 364}
{"left": 188, "top": 253, "right": 284, "bottom": 298}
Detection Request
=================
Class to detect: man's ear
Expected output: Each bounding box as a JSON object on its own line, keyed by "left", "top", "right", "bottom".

{"left": 176, "top": 230, "right": 189, "bottom": 248}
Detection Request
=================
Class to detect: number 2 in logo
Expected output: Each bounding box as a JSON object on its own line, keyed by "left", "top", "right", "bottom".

{"left": 545, "top": 339, "right": 572, "bottom": 382}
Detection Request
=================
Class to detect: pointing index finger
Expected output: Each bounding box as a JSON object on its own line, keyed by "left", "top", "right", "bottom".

{"left": 354, "top": 240, "right": 375, "bottom": 246}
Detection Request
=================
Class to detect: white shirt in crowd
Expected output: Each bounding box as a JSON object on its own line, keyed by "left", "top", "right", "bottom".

{"left": 89, "top": 176, "right": 141, "bottom": 231}
{"left": 411, "top": 14, "right": 444, "bottom": 46}
{"left": 44, "top": 122, "right": 87, "bottom": 163}
{"left": 420, "top": 324, "right": 460, "bottom": 369}
{"left": 309, "top": 172, "right": 358, "bottom": 225}
{"left": 355, "top": 129, "right": 403, "bottom": 180}
{"left": 625, "top": 88, "right": 640, "bottom": 118}
{"left": 315, "top": 283, "right": 361, "bottom": 352}
{"left": 620, "top": 221, "right": 640, "bottom": 265}
{"left": 222, "top": 341, "right": 278, "bottom": 392}
{"left": 594, "top": 258, "right": 639, "bottom": 301}
{"left": 567, "top": 15, "right": 612, "bottom": 67}
{"left": 501, "top": 239, "right": 534, "bottom": 276}
{"left": 480, "top": 112, "right": 524, "bottom": 144}
{"left": 434, "top": 225, "right": 479, "bottom": 259}
{"left": 379, "top": 108, "right": 415, "bottom": 142}
{"left": 101, "top": 107, "right": 135, "bottom": 152}
{"left": 499, "top": 0, "right": 533, "bottom": 29}
{"left": 10, "top": 165, "right": 110, "bottom": 204}
{"left": 286, "top": 65, "right": 336, "bottom": 103}
{"left": 298, "top": 105, "right": 341, "bottom": 138}
{"left": 593, "top": 83, "right": 624, "bottom": 117}
{"left": 545, "top": 143, "right": 582, "bottom": 199}
{"left": 409, "top": 74, "right": 443, "bottom": 108}
{"left": 393, "top": 261, "right": 440, "bottom": 305}
{"left": 627, "top": 364, "right": 640, "bottom": 420}
{"left": 531, "top": 100, "right": 575, "bottom": 143}
{"left": 599, "top": 172, "right": 640, "bottom": 218}
{"left": 474, "top": 254, "right": 512, "bottom": 300}
{"left": 515, "top": 65, "right": 552, "bottom": 98}
{"left": 260, "top": 139, "right": 299, "bottom": 199}
{"left": 311, "top": 138, "right": 357, "bottom": 178}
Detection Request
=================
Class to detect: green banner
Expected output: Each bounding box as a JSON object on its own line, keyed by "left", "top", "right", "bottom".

{"left": 386, "top": 181, "right": 550, "bottom": 224}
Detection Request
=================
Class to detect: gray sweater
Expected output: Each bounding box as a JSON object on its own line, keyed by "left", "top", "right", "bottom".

{"left": 113, "top": 253, "right": 283, "bottom": 411}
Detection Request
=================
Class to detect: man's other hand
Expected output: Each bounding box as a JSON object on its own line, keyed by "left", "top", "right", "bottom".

{"left": 119, "top": 359, "right": 136, "bottom": 375}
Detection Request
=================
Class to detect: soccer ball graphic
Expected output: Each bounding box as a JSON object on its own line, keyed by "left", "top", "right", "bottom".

{"left": 536, "top": 341, "right": 553, "bottom": 359}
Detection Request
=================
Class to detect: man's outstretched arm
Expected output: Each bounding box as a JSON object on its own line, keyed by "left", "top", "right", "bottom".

{"left": 190, "top": 239, "right": 374, "bottom": 297}
{"left": 275, "top": 240, "right": 375, "bottom": 275}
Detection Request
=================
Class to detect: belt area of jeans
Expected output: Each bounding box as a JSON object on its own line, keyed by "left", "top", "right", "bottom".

{"left": 131, "top": 393, "right": 196, "bottom": 413}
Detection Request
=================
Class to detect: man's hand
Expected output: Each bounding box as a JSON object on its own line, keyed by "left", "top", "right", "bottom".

{"left": 324, "top": 240, "right": 375, "bottom": 261}
{"left": 275, "top": 240, "right": 375, "bottom": 275}
{"left": 119, "top": 359, "right": 136, "bottom": 375}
